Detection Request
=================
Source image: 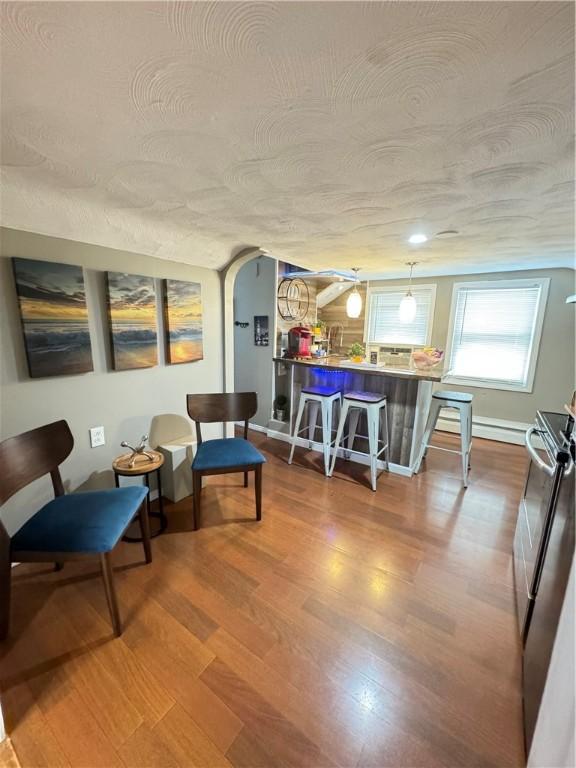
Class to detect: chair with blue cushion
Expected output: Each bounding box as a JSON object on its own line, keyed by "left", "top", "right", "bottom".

{"left": 187, "top": 392, "right": 266, "bottom": 530}
{"left": 0, "top": 420, "right": 152, "bottom": 640}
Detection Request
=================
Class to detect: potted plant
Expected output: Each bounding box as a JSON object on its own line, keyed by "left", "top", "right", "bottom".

{"left": 348, "top": 342, "right": 365, "bottom": 363}
{"left": 275, "top": 394, "right": 288, "bottom": 421}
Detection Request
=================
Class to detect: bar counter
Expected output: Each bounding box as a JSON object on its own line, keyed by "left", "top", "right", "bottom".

{"left": 274, "top": 356, "right": 443, "bottom": 472}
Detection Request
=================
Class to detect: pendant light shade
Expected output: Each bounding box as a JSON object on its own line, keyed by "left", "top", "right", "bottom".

{"left": 399, "top": 262, "right": 418, "bottom": 323}
{"left": 346, "top": 268, "right": 362, "bottom": 318}
{"left": 399, "top": 292, "right": 417, "bottom": 322}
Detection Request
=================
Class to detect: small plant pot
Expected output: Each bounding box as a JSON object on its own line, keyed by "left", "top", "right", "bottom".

{"left": 350, "top": 356, "right": 364, "bottom": 364}
{"left": 275, "top": 409, "right": 286, "bottom": 421}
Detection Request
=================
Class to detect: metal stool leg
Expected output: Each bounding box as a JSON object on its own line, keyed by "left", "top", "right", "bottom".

{"left": 367, "top": 403, "right": 379, "bottom": 492}
{"left": 415, "top": 398, "right": 442, "bottom": 473}
{"left": 329, "top": 399, "right": 350, "bottom": 476}
{"left": 288, "top": 395, "right": 307, "bottom": 465}
{"left": 320, "top": 397, "right": 333, "bottom": 476}
{"left": 459, "top": 403, "right": 471, "bottom": 487}
{"left": 468, "top": 404, "right": 473, "bottom": 469}
{"left": 345, "top": 407, "right": 361, "bottom": 459}
{"left": 380, "top": 401, "right": 390, "bottom": 470}
{"left": 308, "top": 400, "right": 320, "bottom": 447}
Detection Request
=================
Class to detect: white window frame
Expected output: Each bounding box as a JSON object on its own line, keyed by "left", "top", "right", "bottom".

{"left": 363, "top": 284, "right": 437, "bottom": 347}
{"left": 443, "top": 277, "right": 550, "bottom": 393}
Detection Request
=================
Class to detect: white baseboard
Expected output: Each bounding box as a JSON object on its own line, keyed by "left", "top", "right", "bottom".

{"left": 245, "top": 414, "right": 534, "bottom": 477}
{"left": 437, "top": 409, "right": 535, "bottom": 446}
{"left": 245, "top": 421, "right": 413, "bottom": 477}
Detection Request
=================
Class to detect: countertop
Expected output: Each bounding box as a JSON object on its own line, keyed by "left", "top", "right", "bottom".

{"left": 273, "top": 356, "right": 443, "bottom": 382}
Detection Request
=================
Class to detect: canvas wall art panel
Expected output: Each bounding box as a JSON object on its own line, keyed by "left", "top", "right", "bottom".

{"left": 12, "top": 258, "right": 93, "bottom": 378}
{"left": 254, "top": 315, "right": 269, "bottom": 346}
{"left": 163, "top": 279, "right": 204, "bottom": 364}
{"left": 106, "top": 272, "right": 158, "bottom": 370}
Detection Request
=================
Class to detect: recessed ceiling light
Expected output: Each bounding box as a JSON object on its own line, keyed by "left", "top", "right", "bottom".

{"left": 408, "top": 234, "right": 428, "bottom": 245}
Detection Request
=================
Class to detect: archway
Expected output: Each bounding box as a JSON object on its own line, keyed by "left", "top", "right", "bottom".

{"left": 220, "top": 246, "right": 270, "bottom": 394}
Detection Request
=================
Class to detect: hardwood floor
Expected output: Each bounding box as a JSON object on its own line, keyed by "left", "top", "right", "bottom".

{"left": 0, "top": 430, "right": 527, "bottom": 767}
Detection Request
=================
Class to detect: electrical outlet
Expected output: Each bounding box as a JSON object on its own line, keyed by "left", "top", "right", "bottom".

{"left": 89, "top": 426, "right": 105, "bottom": 448}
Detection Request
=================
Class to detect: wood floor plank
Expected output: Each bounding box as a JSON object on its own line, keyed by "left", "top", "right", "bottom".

{"left": 150, "top": 580, "right": 219, "bottom": 642}
{"left": 206, "top": 626, "right": 365, "bottom": 767}
{"left": 78, "top": 572, "right": 215, "bottom": 679}
{"left": 226, "top": 726, "right": 282, "bottom": 768}
{"left": 152, "top": 704, "right": 232, "bottom": 768}
{"left": 303, "top": 595, "right": 447, "bottom": 694}
{"left": 1, "top": 601, "right": 132, "bottom": 762}
{"left": 53, "top": 587, "right": 175, "bottom": 726}
{"left": 0, "top": 682, "right": 70, "bottom": 768}
{"left": 164, "top": 676, "right": 243, "bottom": 755}
{"left": 35, "top": 685, "right": 123, "bottom": 768}
{"left": 201, "top": 657, "right": 335, "bottom": 768}
{"left": 32, "top": 611, "right": 143, "bottom": 747}
{"left": 117, "top": 721, "right": 181, "bottom": 768}
{"left": 0, "top": 738, "right": 21, "bottom": 768}
{"left": 155, "top": 559, "right": 276, "bottom": 659}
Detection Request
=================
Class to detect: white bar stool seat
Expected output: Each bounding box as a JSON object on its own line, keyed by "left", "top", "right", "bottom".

{"left": 328, "top": 391, "right": 390, "bottom": 491}
{"left": 288, "top": 385, "right": 342, "bottom": 475}
{"left": 415, "top": 390, "right": 473, "bottom": 487}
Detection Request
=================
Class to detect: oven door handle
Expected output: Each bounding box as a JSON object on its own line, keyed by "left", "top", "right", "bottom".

{"left": 525, "top": 426, "right": 556, "bottom": 477}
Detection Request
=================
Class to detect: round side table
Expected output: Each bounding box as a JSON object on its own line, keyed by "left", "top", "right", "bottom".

{"left": 112, "top": 450, "right": 167, "bottom": 541}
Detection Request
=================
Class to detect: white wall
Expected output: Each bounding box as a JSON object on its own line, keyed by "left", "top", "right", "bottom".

{"left": 233, "top": 255, "right": 276, "bottom": 427}
{"left": 528, "top": 561, "right": 575, "bottom": 768}
{"left": 0, "top": 227, "right": 223, "bottom": 535}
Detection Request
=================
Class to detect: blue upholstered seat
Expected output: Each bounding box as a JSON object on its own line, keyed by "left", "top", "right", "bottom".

{"left": 192, "top": 437, "right": 266, "bottom": 472}
{"left": 11, "top": 486, "right": 148, "bottom": 554}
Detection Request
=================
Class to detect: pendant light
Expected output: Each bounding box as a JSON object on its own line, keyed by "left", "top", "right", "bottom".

{"left": 346, "top": 268, "right": 362, "bottom": 318}
{"left": 399, "top": 262, "right": 418, "bottom": 323}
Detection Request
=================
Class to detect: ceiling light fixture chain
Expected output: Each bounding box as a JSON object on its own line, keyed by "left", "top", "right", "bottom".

{"left": 399, "top": 261, "right": 418, "bottom": 323}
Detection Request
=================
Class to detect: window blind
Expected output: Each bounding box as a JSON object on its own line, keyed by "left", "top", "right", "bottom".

{"left": 447, "top": 284, "right": 543, "bottom": 387}
{"left": 366, "top": 287, "right": 434, "bottom": 346}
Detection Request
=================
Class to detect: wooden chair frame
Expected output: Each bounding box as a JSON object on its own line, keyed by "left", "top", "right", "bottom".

{"left": 0, "top": 420, "right": 151, "bottom": 640}
{"left": 186, "top": 392, "right": 262, "bottom": 530}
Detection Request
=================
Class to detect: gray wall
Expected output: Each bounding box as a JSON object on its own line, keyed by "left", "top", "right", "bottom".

{"left": 0, "top": 227, "right": 223, "bottom": 534}
{"left": 319, "top": 268, "right": 576, "bottom": 423}
{"left": 233, "top": 256, "right": 276, "bottom": 427}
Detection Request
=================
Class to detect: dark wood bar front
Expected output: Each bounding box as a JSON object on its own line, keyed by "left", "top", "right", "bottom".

{"left": 273, "top": 357, "right": 442, "bottom": 472}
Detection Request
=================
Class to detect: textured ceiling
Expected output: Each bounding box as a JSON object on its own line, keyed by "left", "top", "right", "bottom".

{"left": 1, "top": 1, "right": 574, "bottom": 275}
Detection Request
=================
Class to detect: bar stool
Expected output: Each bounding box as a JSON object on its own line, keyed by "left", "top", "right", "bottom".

{"left": 415, "top": 390, "right": 473, "bottom": 487}
{"left": 328, "top": 391, "right": 390, "bottom": 491}
{"left": 288, "top": 385, "right": 342, "bottom": 475}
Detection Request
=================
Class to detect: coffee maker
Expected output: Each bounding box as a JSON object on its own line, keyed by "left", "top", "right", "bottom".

{"left": 287, "top": 326, "right": 312, "bottom": 358}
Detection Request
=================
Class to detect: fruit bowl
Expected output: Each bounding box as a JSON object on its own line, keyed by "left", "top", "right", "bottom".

{"left": 411, "top": 347, "right": 444, "bottom": 370}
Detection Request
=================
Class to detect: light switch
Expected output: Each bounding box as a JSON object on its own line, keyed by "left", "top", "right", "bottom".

{"left": 89, "top": 426, "right": 105, "bottom": 448}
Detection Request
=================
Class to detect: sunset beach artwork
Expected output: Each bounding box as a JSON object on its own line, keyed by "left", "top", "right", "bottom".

{"left": 12, "top": 258, "right": 93, "bottom": 377}
{"left": 106, "top": 272, "right": 158, "bottom": 370}
{"left": 163, "top": 279, "right": 203, "bottom": 364}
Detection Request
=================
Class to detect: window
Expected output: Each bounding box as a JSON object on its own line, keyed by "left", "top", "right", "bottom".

{"left": 364, "top": 285, "right": 436, "bottom": 346}
{"left": 444, "top": 278, "right": 550, "bottom": 392}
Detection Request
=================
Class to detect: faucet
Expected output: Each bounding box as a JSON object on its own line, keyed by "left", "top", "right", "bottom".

{"left": 327, "top": 323, "right": 344, "bottom": 356}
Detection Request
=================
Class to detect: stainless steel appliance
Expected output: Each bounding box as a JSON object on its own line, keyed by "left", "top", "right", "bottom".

{"left": 513, "top": 410, "right": 575, "bottom": 752}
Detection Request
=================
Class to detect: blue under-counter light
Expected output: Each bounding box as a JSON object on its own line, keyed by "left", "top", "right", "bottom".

{"left": 310, "top": 367, "right": 351, "bottom": 391}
